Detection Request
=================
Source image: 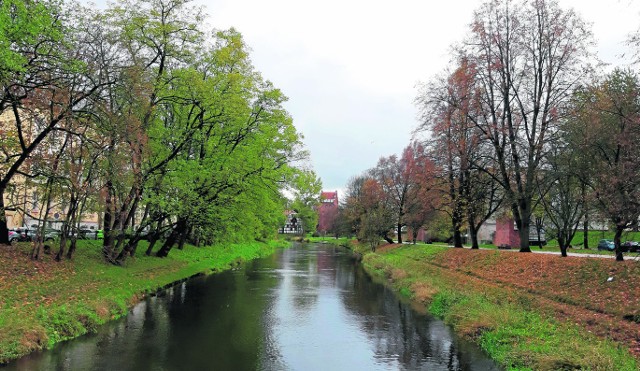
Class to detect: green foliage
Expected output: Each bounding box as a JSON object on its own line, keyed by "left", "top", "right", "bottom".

{"left": 289, "top": 169, "right": 323, "bottom": 235}
{"left": 0, "top": 0, "right": 63, "bottom": 80}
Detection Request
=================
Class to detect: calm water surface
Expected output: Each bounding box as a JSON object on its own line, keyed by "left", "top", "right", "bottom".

{"left": 5, "top": 243, "right": 500, "bottom": 370}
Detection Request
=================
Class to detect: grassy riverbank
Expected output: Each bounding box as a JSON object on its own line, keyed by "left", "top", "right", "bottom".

{"left": 0, "top": 239, "right": 287, "bottom": 364}
{"left": 359, "top": 243, "right": 639, "bottom": 370}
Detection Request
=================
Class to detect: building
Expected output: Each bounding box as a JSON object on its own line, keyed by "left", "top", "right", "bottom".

{"left": 279, "top": 210, "right": 303, "bottom": 234}
{"left": 317, "top": 191, "right": 338, "bottom": 235}
{"left": 0, "top": 109, "right": 100, "bottom": 231}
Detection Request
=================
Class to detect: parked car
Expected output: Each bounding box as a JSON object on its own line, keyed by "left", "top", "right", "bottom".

{"left": 597, "top": 239, "right": 615, "bottom": 251}
{"left": 8, "top": 230, "right": 22, "bottom": 243}
{"left": 9, "top": 228, "right": 31, "bottom": 242}
{"left": 34, "top": 228, "right": 60, "bottom": 242}
{"left": 78, "top": 229, "right": 98, "bottom": 240}
{"left": 620, "top": 241, "right": 640, "bottom": 253}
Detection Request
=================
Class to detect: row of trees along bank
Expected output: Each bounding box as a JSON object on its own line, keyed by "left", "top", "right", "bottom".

{"left": 0, "top": 0, "right": 321, "bottom": 263}
{"left": 338, "top": 0, "right": 640, "bottom": 261}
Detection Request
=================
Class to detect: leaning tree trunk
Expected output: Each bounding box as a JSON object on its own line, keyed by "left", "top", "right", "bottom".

{"left": 116, "top": 236, "right": 142, "bottom": 264}
{"left": 156, "top": 218, "right": 187, "bottom": 257}
{"left": 66, "top": 238, "right": 77, "bottom": 260}
{"left": 146, "top": 231, "right": 160, "bottom": 256}
{"left": 156, "top": 230, "right": 178, "bottom": 257}
{"left": 382, "top": 233, "right": 394, "bottom": 244}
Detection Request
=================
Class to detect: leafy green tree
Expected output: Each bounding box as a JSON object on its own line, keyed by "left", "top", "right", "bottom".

{"left": 290, "top": 170, "right": 322, "bottom": 235}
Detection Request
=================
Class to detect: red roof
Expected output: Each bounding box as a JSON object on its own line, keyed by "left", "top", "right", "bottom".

{"left": 321, "top": 191, "right": 337, "bottom": 200}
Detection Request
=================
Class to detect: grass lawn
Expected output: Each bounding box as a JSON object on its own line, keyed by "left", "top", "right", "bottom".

{"left": 361, "top": 244, "right": 639, "bottom": 370}
{"left": 0, "top": 238, "right": 288, "bottom": 364}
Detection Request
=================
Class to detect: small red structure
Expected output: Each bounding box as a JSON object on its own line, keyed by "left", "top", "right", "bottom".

{"left": 493, "top": 216, "right": 520, "bottom": 248}
{"left": 317, "top": 191, "right": 338, "bottom": 234}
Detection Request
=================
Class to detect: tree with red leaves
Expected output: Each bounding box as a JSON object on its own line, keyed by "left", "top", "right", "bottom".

{"left": 373, "top": 142, "right": 435, "bottom": 244}
{"left": 418, "top": 59, "right": 502, "bottom": 249}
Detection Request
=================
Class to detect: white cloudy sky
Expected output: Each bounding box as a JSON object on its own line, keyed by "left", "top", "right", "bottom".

{"left": 88, "top": 0, "right": 640, "bottom": 194}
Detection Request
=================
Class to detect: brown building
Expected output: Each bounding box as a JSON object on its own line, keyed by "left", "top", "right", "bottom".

{"left": 317, "top": 191, "right": 338, "bottom": 235}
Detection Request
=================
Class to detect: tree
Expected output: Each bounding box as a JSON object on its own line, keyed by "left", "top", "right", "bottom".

{"left": 373, "top": 142, "right": 431, "bottom": 244}
{"left": 537, "top": 145, "right": 585, "bottom": 257}
{"left": 418, "top": 58, "right": 502, "bottom": 248}
{"left": 0, "top": 0, "right": 107, "bottom": 244}
{"left": 290, "top": 170, "right": 322, "bottom": 235}
{"left": 343, "top": 174, "right": 394, "bottom": 247}
{"left": 566, "top": 69, "right": 640, "bottom": 261}
{"left": 458, "top": 0, "right": 593, "bottom": 252}
{"left": 358, "top": 178, "right": 395, "bottom": 250}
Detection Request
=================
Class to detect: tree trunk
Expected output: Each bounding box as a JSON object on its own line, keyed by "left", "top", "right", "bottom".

{"left": 583, "top": 214, "right": 589, "bottom": 249}
{"left": 55, "top": 241, "right": 66, "bottom": 262}
{"left": 451, "top": 204, "right": 464, "bottom": 247}
{"left": 516, "top": 204, "right": 532, "bottom": 252}
{"left": 116, "top": 236, "right": 142, "bottom": 264}
{"left": 614, "top": 226, "right": 624, "bottom": 262}
{"left": 156, "top": 218, "right": 186, "bottom": 257}
{"left": 146, "top": 231, "right": 159, "bottom": 256}
{"left": 469, "top": 224, "right": 479, "bottom": 249}
{"left": 177, "top": 233, "right": 187, "bottom": 250}
{"left": 102, "top": 180, "right": 115, "bottom": 259}
{"left": 452, "top": 229, "right": 463, "bottom": 248}
{"left": 396, "top": 223, "right": 403, "bottom": 244}
{"left": 67, "top": 239, "right": 77, "bottom": 260}
{"left": 558, "top": 233, "right": 568, "bottom": 257}
{"left": 382, "top": 233, "right": 394, "bottom": 244}
{"left": 0, "top": 186, "right": 8, "bottom": 245}
{"left": 156, "top": 230, "right": 178, "bottom": 257}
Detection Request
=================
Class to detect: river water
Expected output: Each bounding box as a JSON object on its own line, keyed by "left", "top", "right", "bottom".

{"left": 5, "top": 243, "right": 499, "bottom": 370}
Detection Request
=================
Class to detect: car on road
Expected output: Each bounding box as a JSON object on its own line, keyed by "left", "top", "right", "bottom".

{"left": 620, "top": 241, "right": 640, "bottom": 253}
{"left": 597, "top": 239, "right": 615, "bottom": 251}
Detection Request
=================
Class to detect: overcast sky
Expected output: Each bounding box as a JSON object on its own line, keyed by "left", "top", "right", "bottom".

{"left": 88, "top": 0, "right": 640, "bottom": 195}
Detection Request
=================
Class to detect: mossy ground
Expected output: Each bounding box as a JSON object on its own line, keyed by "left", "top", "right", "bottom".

{"left": 0, "top": 239, "right": 286, "bottom": 364}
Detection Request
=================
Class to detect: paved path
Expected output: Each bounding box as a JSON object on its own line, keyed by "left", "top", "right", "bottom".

{"left": 497, "top": 248, "right": 640, "bottom": 261}
{"left": 437, "top": 244, "right": 640, "bottom": 261}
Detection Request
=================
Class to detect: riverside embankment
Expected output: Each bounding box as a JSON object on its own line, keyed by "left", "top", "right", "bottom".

{"left": 359, "top": 243, "right": 639, "bottom": 370}
{"left": 0, "top": 239, "right": 287, "bottom": 364}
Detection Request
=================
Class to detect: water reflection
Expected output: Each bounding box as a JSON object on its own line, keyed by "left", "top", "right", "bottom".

{"left": 4, "top": 244, "right": 499, "bottom": 371}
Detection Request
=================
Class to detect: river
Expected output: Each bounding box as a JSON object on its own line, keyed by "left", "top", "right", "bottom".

{"left": 5, "top": 243, "right": 499, "bottom": 370}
